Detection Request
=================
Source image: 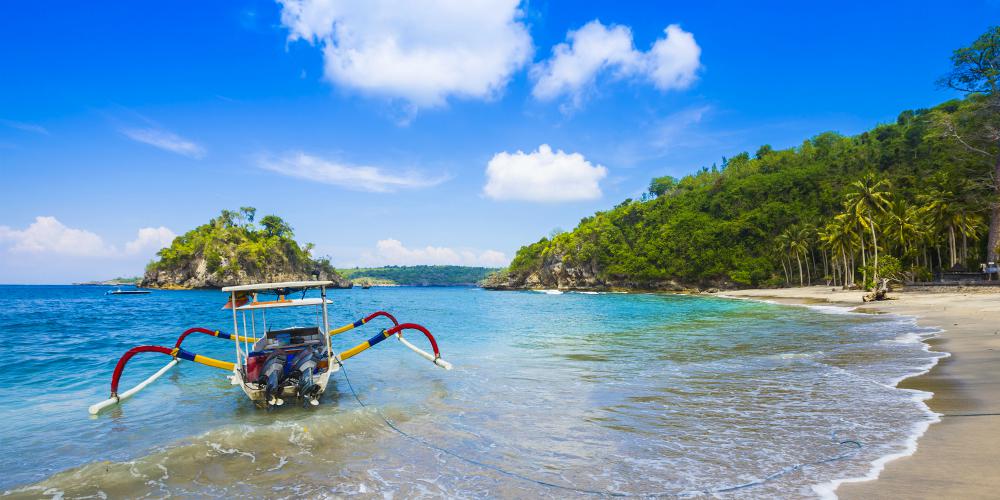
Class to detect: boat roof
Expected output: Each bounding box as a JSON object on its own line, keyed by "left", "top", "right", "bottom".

{"left": 233, "top": 297, "right": 332, "bottom": 310}
{"left": 221, "top": 280, "right": 335, "bottom": 292}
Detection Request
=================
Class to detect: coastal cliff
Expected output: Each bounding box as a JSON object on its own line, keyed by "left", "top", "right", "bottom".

{"left": 481, "top": 250, "right": 698, "bottom": 292}
{"left": 140, "top": 208, "right": 350, "bottom": 289}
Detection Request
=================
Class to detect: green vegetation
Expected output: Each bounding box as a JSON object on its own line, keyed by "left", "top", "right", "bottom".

{"left": 338, "top": 265, "right": 499, "bottom": 286}
{"left": 504, "top": 28, "right": 1000, "bottom": 290}
{"left": 147, "top": 207, "right": 337, "bottom": 280}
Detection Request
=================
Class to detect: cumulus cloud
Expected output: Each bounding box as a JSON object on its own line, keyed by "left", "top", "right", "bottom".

{"left": 124, "top": 226, "right": 177, "bottom": 254}
{"left": 0, "top": 217, "right": 175, "bottom": 257}
{"left": 277, "top": 0, "right": 533, "bottom": 109}
{"left": 484, "top": 144, "right": 607, "bottom": 202}
{"left": 531, "top": 21, "right": 701, "bottom": 107}
{"left": 365, "top": 239, "right": 508, "bottom": 267}
{"left": 121, "top": 127, "right": 206, "bottom": 159}
{"left": 0, "top": 217, "right": 110, "bottom": 257}
{"left": 258, "top": 152, "right": 446, "bottom": 193}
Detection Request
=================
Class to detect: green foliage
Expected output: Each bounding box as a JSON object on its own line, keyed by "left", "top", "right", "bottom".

{"left": 147, "top": 208, "right": 322, "bottom": 279}
{"left": 337, "top": 265, "right": 499, "bottom": 286}
{"left": 506, "top": 95, "right": 997, "bottom": 288}
{"left": 939, "top": 26, "right": 999, "bottom": 95}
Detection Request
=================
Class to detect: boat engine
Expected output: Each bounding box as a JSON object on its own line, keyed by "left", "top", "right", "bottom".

{"left": 259, "top": 350, "right": 287, "bottom": 405}
{"left": 287, "top": 346, "right": 321, "bottom": 405}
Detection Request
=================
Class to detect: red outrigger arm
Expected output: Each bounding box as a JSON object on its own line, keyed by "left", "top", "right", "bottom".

{"left": 337, "top": 321, "right": 449, "bottom": 370}
{"left": 386, "top": 323, "right": 441, "bottom": 359}
{"left": 109, "top": 345, "right": 234, "bottom": 397}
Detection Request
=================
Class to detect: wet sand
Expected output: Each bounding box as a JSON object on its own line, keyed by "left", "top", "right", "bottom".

{"left": 723, "top": 286, "right": 1000, "bottom": 499}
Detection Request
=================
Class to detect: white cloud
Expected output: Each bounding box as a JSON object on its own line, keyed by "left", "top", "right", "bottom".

{"left": 0, "top": 119, "right": 49, "bottom": 135}
{"left": 0, "top": 217, "right": 109, "bottom": 257}
{"left": 484, "top": 144, "right": 607, "bottom": 202}
{"left": 277, "top": 0, "right": 533, "bottom": 109}
{"left": 121, "top": 127, "right": 206, "bottom": 159}
{"left": 364, "top": 238, "right": 508, "bottom": 267}
{"left": 0, "top": 217, "right": 175, "bottom": 258}
{"left": 258, "top": 152, "right": 446, "bottom": 192}
{"left": 125, "top": 226, "right": 176, "bottom": 255}
{"left": 645, "top": 25, "right": 702, "bottom": 91}
{"left": 531, "top": 21, "right": 701, "bottom": 107}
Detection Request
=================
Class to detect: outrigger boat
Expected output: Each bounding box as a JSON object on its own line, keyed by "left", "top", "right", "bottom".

{"left": 89, "top": 281, "right": 451, "bottom": 414}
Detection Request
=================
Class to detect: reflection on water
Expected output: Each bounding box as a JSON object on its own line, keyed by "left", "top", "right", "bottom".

{"left": 0, "top": 286, "right": 941, "bottom": 498}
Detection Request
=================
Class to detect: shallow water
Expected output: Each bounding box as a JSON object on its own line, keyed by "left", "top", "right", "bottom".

{"left": 0, "top": 286, "right": 942, "bottom": 498}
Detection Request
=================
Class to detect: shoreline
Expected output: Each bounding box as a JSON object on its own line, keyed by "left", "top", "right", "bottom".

{"left": 722, "top": 286, "right": 1000, "bottom": 499}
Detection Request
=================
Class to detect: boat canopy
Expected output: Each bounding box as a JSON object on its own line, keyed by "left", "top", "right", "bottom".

{"left": 221, "top": 280, "right": 335, "bottom": 292}
{"left": 232, "top": 297, "right": 332, "bottom": 310}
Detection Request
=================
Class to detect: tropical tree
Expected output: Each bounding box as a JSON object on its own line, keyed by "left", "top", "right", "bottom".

{"left": 776, "top": 229, "right": 794, "bottom": 285}
{"left": 844, "top": 173, "right": 892, "bottom": 285}
{"left": 939, "top": 26, "right": 1000, "bottom": 262}
{"left": 883, "top": 198, "right": 922, "bottom": 258}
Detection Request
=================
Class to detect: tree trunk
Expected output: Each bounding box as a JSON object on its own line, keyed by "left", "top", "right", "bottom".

{"left": 948, "top": 225, "right": 957, "bottom": 267}
{"left": 962, "top": 230, "right": 968, "bottom": 265}
{"left": 781, "top": 257, "right": 790, "bottom": 285}
{"left": 796, "top": 254, "right": 804, "bottom": 287}
{"left": 805, "top": 252, "right": 812, "bottom": 286}
{"left": 870, "top": 217, "right": 879, "bottom": 285}
{"left": 988, "top": 154, "right": 1000, "bottom": 264}
{"left": 842, "top": 249, "right": 849, "bottom": 288}
{"left": 850, "top": 251, "right": 856, "bottom": 287}
{"left": 859, "top": 230, "right": 867, "bottom": 285}
{"left": 822, "top": 248, "right": 828, "bottom": 281}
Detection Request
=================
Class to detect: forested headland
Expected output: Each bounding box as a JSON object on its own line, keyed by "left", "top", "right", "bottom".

{"left": 487, "top": 28, "right": 1000, "bottom": 291}
{"left": 141, "top": 207, "right": 350, "bottom": 289}
{"left": 338, "top": 266, "right": 499, "bottom": 286}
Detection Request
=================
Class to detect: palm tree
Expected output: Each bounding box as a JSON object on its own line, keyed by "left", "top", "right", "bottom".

{"left": 883, "top": 198, "right": 921, "bottom": 258}
{"left": 844, "top": 173, "right": 891, "bottom": 285}
{"left": 793, "top": 224, "right": 815, "bottom": 286}
{"left": 824, "top": 214, "right": 860, "bottom": 288}
{"left": 775, "top": 230, "right": 793, "bottom": 285}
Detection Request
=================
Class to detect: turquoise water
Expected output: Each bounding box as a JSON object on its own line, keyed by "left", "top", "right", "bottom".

{"left": 0, "top": 285, "right": 941, "bottom": 498}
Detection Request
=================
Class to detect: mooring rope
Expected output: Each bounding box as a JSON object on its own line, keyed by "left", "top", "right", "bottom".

{"left": 338, "top": 365, "right": 863, "bottom": 497}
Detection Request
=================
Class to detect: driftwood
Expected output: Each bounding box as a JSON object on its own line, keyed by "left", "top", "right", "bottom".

{"left": 863, "top": 278, "right": 890, "bottom": 302}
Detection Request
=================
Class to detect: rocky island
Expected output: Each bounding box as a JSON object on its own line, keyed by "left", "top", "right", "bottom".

{"left": 140, "top": 207, "right": 350, "bottom": 289}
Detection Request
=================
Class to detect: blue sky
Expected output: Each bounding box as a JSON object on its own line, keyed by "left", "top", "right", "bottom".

{"left": 0, "top": 0, "right": 996, "bottom": 283}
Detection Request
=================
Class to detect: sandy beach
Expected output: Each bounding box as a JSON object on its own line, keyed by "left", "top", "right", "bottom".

{"left": 723, "top": 286, "right": 1000, "bottom": 499}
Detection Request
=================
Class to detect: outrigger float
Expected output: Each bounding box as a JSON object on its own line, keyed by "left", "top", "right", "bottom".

{"left": 89, "top": 281, "right": 451, "bottom": 415}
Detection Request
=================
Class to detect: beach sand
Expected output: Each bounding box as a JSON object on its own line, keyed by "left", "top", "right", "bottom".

{"left": 723, "top": 286, "right": 1000, "bottom": 499}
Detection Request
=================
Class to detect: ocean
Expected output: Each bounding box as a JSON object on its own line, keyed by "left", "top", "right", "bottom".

{"left": 0, "top": 285, "right": 943, "bottom": 498}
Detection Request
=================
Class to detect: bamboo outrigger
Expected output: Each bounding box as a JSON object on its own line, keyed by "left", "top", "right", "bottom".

{"left": 89, "top": 281, "right": 451, "bottom": 414}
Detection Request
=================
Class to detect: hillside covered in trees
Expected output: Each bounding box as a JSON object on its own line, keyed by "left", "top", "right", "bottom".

{"left": 338, "top": 265, "right": 498, "bottom": 286}
{"left": 488, "top": 28, "right": 1000, "bottom": 292}
{"left": 141, "top": 207, "right": 350, "bottom": 289}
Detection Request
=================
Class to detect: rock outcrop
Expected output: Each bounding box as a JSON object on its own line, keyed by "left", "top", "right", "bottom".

{"left": 482, "top": 251, "right": 699, "bottom": 292}
{"left": 141, "top": 262, "right": 350, "bottom": 289}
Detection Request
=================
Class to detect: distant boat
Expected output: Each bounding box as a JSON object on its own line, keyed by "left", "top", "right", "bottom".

{"left": 106, "top": 288, "right": 151, "bottom": 295}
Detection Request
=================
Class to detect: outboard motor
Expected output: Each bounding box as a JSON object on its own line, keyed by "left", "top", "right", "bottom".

{"left": 288, "top": 347, "right": 321, "bottom": 404}
{"left": 258, "top": 350, "right": 287, "bottom": 405}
